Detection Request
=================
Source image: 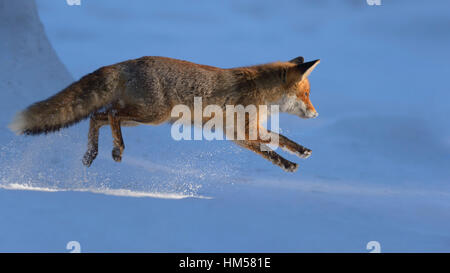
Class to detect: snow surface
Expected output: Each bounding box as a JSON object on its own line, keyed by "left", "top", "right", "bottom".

{"left": 0, "top": 0, "right": 449, "bottom": 252}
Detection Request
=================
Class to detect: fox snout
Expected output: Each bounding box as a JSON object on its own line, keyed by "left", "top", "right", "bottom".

{"left": 275, "top": 94, "right": 318, "bottom": 119}
{"left": 305, "top": 109, "right": 318, "bottom": 119}
{"left": 300, "top": 103, "right": 318, "bottom": 119}
{"left": 303, "top": 107, "right": 319, "bottom": 118}
{"left": 304, "top": 101, "right": 318, "bottom": 119}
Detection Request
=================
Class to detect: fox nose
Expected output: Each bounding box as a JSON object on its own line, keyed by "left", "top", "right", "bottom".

{"left": 309, "top": 111, "right": 318, "bottom": 118}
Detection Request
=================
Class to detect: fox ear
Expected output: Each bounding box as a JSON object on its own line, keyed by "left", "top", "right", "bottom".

{"left": 289, "top": 56, "right": 304, "bottom": 64}
{"left": 297, "top": 59, "right": 320, "bottom": 80}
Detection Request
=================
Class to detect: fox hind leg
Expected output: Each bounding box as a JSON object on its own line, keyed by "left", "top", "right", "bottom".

{"left": 82, "top": 110, "right": 131, "bottom": 166}
{"left": 108, "top": 111, "right": 125, "bottom": 162}
{"left": 82, "top": 112, "right": 108, "bottom": 167}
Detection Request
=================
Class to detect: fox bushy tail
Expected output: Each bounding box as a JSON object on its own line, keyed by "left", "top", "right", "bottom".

{"left": 9, "top": 66, "right": 122, "bottom": 135}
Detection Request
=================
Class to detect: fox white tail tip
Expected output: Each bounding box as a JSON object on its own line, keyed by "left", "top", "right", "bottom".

{"left": 8, "top": 112, "right": 27, "bottom": 135}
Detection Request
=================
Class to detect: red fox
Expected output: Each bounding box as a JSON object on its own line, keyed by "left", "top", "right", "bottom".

{"left": 9, "top": 56, "right": 320, "bottom": 172}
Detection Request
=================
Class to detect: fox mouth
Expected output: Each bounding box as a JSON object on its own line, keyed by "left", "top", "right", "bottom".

{"left": 307, "top": 111, "right": 319, "bottom": 118}
{"left": 300, "top": 110, "right": 318, "bottom": 119}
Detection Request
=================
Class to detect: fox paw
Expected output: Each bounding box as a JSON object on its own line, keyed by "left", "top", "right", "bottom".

{"left": 112, "top": 147, "right": 122, "bottom": 162}
{"left": 298, "top": 148, "right": 312, "bottom": 159}
{"left": 283, "top": 146, "right": 312, "bottom": 159}
{"left": 82, "top": 150, "right": 97, "bottom": 167}
{"left": 274, "top": 155, "right": 299, "bottom": 172}
{"left": 283, "top": 162, "right": 298, "bottom": 172}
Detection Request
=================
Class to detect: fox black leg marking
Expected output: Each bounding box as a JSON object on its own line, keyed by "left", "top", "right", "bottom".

{"left": 279, "top": 134, "right": 312, "bottom": 158}
{"left": 266, "top": 130, "right": 312, "bottom": 159}
{"left": 235, "top": 140, "right": 298, "bottom": 172}
{"left": 82, "top": 113, "right": 108, "bottom": 167}
{"left": 108, "top": 111, "right": 125, "bottom": 162}
{"left": 82, "top": 117, "right": 99, "bottom": 167}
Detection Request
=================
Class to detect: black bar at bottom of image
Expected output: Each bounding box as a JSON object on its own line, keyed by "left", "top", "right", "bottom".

{"left": 1, "top": 253, "right": 448, "bottom": 272}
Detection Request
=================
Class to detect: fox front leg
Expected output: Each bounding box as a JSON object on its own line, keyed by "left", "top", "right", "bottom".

{"left": 265, "top": 130, "right": 312, "bottom": 159}
{"left": 235, "top": 140, "right": 298, "bottom": 172}
{"left": 82, "top": 113, "right": 108, "bottom": 167}
{"left": 108, "top": 111, "right": 125, "bottom": 162}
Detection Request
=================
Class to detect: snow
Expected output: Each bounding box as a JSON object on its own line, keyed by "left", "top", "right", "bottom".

{"left": 0, "top": 183, "right": 208, "bottom": 199}
{"left": 0, "top": 0, "right": 449, "bottom": 252}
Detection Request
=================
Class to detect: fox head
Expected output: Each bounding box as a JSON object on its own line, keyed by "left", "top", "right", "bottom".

{"left": 276, "top": 57, "right": 320, "bottom": 119}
